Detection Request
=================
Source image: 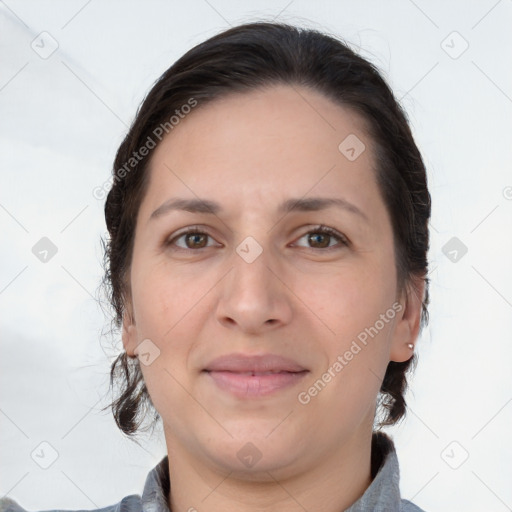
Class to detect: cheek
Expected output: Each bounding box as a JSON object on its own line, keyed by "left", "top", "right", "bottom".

{"left": 131, "top": 263, "right": 217, "bottom": 390}
{"left": 133, "top": 272, "right": 201, "bottom": 417}
{"left": 299, "top": 273, "right": 396, "bottom": 426}
{"left": 132, "top": 260, "right": 210, "bottom": 338}
{"left": 302, "top": 263, "right": 396, "bottom": 342}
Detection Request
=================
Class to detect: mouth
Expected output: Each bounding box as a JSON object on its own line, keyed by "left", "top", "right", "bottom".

{"left": 204, "top": 369, "right": 309, "bottom": 397}
{"left": 202, "top": 353, "right": 309, "bottom": 398}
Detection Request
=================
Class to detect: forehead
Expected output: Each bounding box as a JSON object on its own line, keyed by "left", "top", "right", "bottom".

{"left": 139, "top": 84, "right": 385, "bottom": 223}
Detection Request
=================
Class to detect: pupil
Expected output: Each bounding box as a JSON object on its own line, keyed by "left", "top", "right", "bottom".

{"left": 310, "top": 233, "right": 328, "bottom": 248}
{"left": 188, "top": 233, "right": 206, "bottom": 248}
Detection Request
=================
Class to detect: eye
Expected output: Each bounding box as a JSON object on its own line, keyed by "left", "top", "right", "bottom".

{"left": 293, "top": 225, "right": 349, "bottom": 250}
{"left": 165, "top": 225, "right": 348, "bottom": 252}
{"left": 167, "top": 227, "right": 221, "bottom": 250}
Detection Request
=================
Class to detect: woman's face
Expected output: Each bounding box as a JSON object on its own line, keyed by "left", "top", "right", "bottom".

{"left": 123, "top": 84, "right": 422, "bottom": 477}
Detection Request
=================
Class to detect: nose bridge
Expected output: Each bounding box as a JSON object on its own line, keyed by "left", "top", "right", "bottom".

{"left": 230, "top": 236, "right": 277, "bottom": 301}
{"left": 216, "top": 235, "right": 292, "bottom": 331}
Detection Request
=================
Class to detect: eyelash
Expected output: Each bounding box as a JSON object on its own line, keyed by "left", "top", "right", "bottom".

{"left": 166, "top": 225, "right": 349, "bottom": 252}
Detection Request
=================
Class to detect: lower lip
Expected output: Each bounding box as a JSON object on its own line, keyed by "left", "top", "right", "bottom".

{"left": 204, "top": 370, "right": 308, "bottom": 398}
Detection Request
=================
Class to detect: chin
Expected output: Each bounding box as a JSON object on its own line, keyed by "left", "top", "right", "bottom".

{"left": 200, "top": 428, "right": 304, "bottom": 477}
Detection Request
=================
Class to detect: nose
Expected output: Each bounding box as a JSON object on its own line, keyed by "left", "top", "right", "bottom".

{"left": 215, "top": 244, "right": 293, "bottom": 335}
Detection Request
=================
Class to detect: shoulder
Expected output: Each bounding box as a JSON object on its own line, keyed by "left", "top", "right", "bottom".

{"left": 0, "top": 498, "right": 28, "bottom": 512}
{"left": 0, "top": 495, "right": 142, "bottom": 512}
{"left": 0, "top": 456, "right": 169, "bottom": 512}
{"left": 401, "top": 498, "right": 427, "bottom": 511}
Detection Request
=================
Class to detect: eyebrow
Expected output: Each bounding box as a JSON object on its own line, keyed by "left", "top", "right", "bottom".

{"left": 148, "top": 196, "right": 369, "bottom": 223}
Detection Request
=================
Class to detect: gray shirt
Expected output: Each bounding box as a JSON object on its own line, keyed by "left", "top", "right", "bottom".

{"left": 0, "top": 433, "right": 426, "bottom": 512}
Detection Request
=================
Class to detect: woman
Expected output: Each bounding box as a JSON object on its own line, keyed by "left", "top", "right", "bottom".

{"left": 1, "top": 21, "right": 430, "bottom": 512}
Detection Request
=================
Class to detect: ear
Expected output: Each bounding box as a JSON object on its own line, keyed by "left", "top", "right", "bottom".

{"left": 389, "top": 276, "right": 426, "bottom": 363}
{"left": 122, "top": 306, "right": 138, "bottom": 358}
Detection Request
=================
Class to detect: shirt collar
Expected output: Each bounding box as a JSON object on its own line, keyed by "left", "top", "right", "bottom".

{"left": 345, "top": 432, "right": 402, "bottom": 511}
{"left": 141, "top": 432, "right": 402, "bottom": 512}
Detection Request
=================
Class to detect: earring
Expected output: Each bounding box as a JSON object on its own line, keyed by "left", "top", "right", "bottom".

{"left": 407, "top": 343, "right": 414, "bottom": 350}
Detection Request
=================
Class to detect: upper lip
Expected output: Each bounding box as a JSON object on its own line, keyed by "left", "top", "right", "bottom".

{"left": 204, "top": 353, "right": 308, "bottom": 373}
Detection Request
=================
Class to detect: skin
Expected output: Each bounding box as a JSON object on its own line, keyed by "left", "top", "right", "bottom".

{"left": 122, "top": 84, "right": 425, "bottom": 512}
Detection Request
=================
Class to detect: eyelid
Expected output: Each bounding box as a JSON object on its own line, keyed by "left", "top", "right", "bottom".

{"left": 165, "top": 224, "right": 349, "bottom": 251}
{"left": 166, "top": 225, "right": 223, "bottom": 249}
{"left": 292, "top": 225, "right": 349, "bottom": 250}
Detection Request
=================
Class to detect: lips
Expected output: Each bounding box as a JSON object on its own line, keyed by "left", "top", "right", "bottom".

{"left": 203, "top": 353, "right": 308, "bottom": 398}
{"left": 203, "top": 353, "right": 307, "bottom": 373}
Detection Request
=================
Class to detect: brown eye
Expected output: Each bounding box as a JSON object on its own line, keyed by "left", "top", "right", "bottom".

{"left": 183, "top": 232, "right": 208, "bottom": 249}
{"left": 308, "top": 232, "right": 331, "bottom": 248}
{"left": 167, "top": 228, "right": 220, "bottom": 250}
{"left": 294, "top": 226, "right": 348, "bottom": 250}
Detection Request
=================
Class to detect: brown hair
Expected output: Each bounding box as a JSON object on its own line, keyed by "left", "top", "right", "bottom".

{"left": 100, "top": 21, "right": 431, "bottom": 437}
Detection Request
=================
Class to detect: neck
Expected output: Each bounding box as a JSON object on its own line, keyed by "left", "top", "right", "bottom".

{"left": 164, "top": 426, "right": 375, "bottom": 512}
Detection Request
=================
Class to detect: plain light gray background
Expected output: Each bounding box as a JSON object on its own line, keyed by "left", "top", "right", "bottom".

{"left": 1, "top": 1, "right": 511, "bottom": 511}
